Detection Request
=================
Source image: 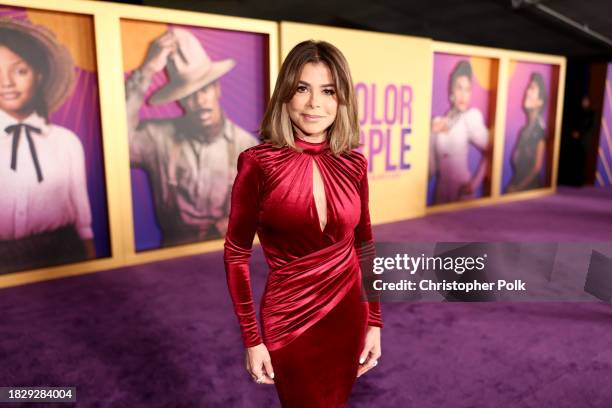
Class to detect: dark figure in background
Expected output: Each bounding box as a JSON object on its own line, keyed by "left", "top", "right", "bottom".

{"left": 506, "top": 73, "right": 548, "bottom": 193}
{"left": 568, "top": 95, "right": 596, "bottom": 186}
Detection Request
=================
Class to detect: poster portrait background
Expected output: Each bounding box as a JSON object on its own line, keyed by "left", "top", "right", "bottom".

{"left": 595, "top": 62, "right": 612, "bottom": 187}
{"left": 502, "top": 60, "right": 559, "bottom": 193}
{"left": 428, "top": 52, "right": 498, "bottom": 205}
{"left": 121, "top": 20, "right": 267, "bottom": 252}
{"left": 0, "top": 5, "right": 111, "bottom": 265}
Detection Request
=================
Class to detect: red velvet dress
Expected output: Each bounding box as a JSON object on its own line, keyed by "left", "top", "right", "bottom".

{"left": 224, "top": 137, "right": 383, "bottom": 407}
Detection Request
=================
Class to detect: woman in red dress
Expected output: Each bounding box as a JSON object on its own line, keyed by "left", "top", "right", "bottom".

{"left": 224, "top": 40, "right": 382, "bottom": 407}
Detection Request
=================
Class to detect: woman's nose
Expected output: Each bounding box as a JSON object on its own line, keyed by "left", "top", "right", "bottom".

{"left": 0, "top": 72, "right": 15, "bottom": 88}
{"left": 308, "top": 92, "right": 321, "bottom": 108}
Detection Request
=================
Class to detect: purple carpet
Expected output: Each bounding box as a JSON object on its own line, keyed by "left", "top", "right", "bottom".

{"left": 1, "top": 186, "right": 611, "bottom": 407}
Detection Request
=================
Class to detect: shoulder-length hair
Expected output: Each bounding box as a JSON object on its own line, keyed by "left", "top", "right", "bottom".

{"left": 259, "top": 40, "right": 360, "bottom": 155}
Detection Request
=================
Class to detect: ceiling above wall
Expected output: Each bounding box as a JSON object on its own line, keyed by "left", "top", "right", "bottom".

{"left": 116, "top": 0, "right": 612, "bottom": 59}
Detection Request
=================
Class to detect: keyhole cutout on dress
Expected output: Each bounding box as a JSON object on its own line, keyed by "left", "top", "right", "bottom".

{"left": 312, "top": 159, "right": 327, "bottom": 233}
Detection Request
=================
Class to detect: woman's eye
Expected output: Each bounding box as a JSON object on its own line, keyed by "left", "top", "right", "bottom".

{"left": 296, "top": 85, "right": 308, "bottom": 93}
{"left": 323, "top": 89, "right": 336, "bottom": 96}
{"left": 16, "top": 67, "right": 30, "bottom": 76}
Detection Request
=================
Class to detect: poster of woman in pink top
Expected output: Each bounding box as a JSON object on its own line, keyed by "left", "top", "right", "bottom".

{"left": 0, "top": 8, "right": 110, "bottom": 274}
{"left": 428, "top": 55, "right": 496, "bottom": 205}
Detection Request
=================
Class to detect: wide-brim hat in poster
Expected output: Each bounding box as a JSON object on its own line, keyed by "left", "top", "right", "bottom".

{"left": 121, "top": 19, "right": 266, "bottom": 251}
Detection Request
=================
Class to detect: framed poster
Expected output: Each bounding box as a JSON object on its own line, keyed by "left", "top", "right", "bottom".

{"left": 121, "top": 19, "right": 269, "bottom": 252}
{"left": 0, "top": 5, "right": 110, "bottom": 274}
{"left": 502, "top": 60, "right": 560, "bottom": 194}
{"left": 428, "top": 52, "right": 498, "bottom": 206}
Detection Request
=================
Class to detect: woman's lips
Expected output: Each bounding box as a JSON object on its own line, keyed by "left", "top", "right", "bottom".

{"left": 0, "top": 92, "right": 20, "bottom": 100}
{"left": 302, "top": 113, "right": 324, "bottom": 121}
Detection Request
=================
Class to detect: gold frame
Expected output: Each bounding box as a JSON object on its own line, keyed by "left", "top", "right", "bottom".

{"left": 427, "top": 41, "right": 566, "bottom": 215}
{"left": 0, "top": 0, "right": 278, "bottom": 288}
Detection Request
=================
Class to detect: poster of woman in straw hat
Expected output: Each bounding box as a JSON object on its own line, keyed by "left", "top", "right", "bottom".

{"left": 0, "top": 7, "right": 111, "bottom": 274}
{"left": 121, "top": 19, "right": 265, "bottom": 251}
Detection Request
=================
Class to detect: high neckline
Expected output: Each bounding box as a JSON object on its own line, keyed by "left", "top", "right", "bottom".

{"left": 294, "top": 136, "right": 330, "bottom": 155}
{"left": 1, "top": 110, "right": 48, "bottom": 136}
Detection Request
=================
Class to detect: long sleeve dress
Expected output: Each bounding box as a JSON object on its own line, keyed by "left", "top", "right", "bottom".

{"left": 224, "top": 136, "right": 383, "bottom": 407}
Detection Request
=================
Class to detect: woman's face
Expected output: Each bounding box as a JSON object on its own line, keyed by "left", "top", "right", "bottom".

{"left": 0, "top": 46, "right": 38, "bottom": 117}
{"left": 287, "top": 62, "right": 338, "bottom": 139}
{"left": 451, "top": 75, "right": 471, "bottom": 112}
{"left": 524, "top": 80, "right": 543, "bottom": 112}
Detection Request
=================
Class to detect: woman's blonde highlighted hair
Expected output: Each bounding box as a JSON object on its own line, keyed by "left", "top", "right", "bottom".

{"left": 260, "top": 40, "right": 360, "bottom": 155}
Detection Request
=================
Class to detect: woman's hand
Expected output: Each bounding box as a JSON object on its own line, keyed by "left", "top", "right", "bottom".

{"left": 245, "top": 343, "right": 275, "bottom": 384}
{"left": 431, "top": 117, "right": 449, "bottom": 133}
{"left": 357, "top": 326, "right": 381, "bottom": 378}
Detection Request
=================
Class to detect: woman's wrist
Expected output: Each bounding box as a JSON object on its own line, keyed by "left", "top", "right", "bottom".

{"left": 244, "top": 338, "right": 264, "bottom": 349}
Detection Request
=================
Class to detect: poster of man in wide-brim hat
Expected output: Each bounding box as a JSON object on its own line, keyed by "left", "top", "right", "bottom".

{"left": 125, "top": 26, "right": 258, "bottom": 249}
